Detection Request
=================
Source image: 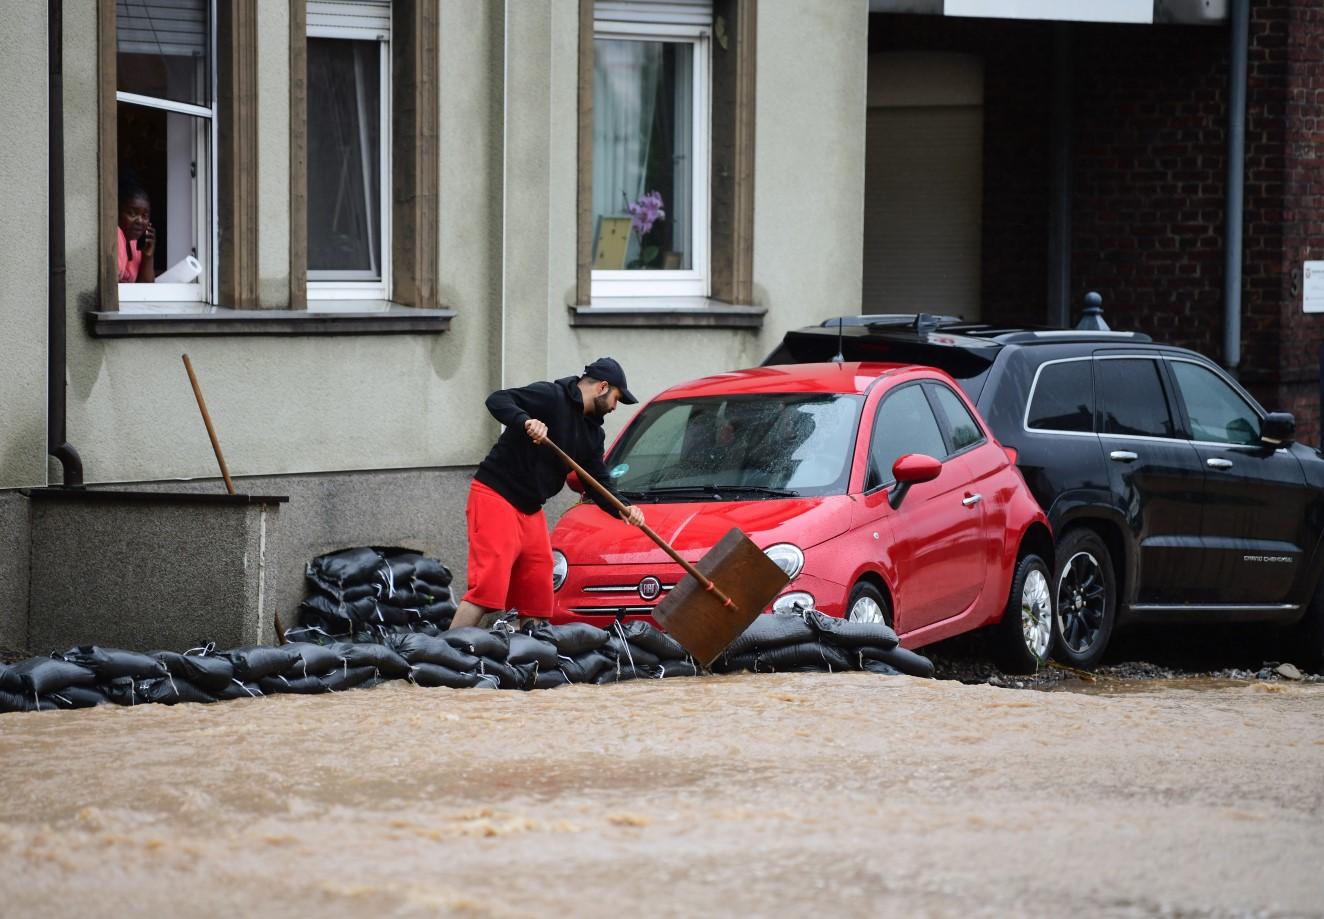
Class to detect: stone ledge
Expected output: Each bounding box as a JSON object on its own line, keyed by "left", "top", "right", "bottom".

{"left": 568, "top": 299, "right": 765, "bottom": 329}
{"left": 87, "top": 304, "right": 454, "bottom": 337}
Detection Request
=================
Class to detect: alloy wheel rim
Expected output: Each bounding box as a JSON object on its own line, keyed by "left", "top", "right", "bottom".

{"left": 1020, "top": 568, "right": 1053, "bottom": 661}
{"left": 1056, "top": 551, "right": 1107, "bottom": 655}
{"left": 848, "top": 596, "right": 886, "bottom": 625}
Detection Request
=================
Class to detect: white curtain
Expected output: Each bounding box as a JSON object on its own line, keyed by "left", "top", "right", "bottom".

{"left": 593, "top": 39, "right": 663, "bottom": 263}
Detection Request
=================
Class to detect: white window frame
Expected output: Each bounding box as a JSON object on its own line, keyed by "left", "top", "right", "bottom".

{"left": 115, "top": 0, "right": 217, "bottom": 306}
{"left": 591, "top": 20, "right": 711, "bottom": 300}
{"left": 305, "top": 20, "right": 393, "bottom": 302}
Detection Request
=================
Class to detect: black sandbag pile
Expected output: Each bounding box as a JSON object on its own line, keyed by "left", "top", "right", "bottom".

{"left": 296, "top": 546, "right": 457, "bottom": 641}
{"left": 710, "top": 609, "right": 934, "bottom": 679}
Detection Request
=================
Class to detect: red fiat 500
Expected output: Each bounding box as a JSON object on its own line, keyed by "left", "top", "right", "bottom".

{"left": 550, "top": 362, "right": 1055, "bottom": 672}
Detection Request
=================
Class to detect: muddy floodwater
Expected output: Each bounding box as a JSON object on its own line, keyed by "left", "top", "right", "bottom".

{"left": 1, "top": 674, "right": 1321, "bottom": 917}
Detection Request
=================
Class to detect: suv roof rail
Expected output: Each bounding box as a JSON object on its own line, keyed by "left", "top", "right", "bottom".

{"left": 994, "top": 330, "right": 1152, "bottom": 344}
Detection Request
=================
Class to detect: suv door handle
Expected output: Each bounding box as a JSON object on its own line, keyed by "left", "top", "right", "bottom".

{"left": 1206, "top": 458, "right": 1234, "bottom": 470}
{"left": 1109, "top": 450, "right": 1138, "bottom": 463}
{"left": 962, "top": 493, "right": 982, "bottom": 507}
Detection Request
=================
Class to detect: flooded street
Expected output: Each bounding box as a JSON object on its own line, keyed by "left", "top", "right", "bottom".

{"left": 1, "top": 674, "right": 1321, "bottom": 917}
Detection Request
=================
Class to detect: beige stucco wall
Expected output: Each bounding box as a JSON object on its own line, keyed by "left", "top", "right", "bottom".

{"left": 0, "top": 8, "right": 49, "bottom": 489}
{"left": 10, "top": 0, "right": 868, "bottom": 485}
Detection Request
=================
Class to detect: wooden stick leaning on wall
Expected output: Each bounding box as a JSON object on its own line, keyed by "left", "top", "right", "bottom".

{"left": 181, "top": 353, "right": 237, "bottom": 496}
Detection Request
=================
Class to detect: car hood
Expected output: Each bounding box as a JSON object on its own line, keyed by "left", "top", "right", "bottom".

{"left": 553, "top": 495, "right": 855, "bottom": 565}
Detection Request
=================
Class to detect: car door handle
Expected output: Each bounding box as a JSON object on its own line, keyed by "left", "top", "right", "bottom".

{"left": 1206, "top": 458, "right": 1234, "bottom": 470}
{"left": 1109, "top": 450, "right": 1138, "bottom": 463}
{"left": 962, "top": 493, "right": 982, "bottom": 507}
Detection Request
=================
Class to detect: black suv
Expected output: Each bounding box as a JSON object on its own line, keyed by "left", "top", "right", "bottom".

{"left": 765, "top": 316, "right": 1324, "bottom": 670}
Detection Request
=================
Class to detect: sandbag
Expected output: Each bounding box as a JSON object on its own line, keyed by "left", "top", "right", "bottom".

{"left": 307, "top": 547, "right": 383, "bottom": 588}
{"left": 380, "top": 554, "right": 423, "bottom": 592}
{"left": 443, "top": 627, "right": 510, "bottom": 660}
{"left": 557, "top": 650, "right": 615, "bottom": 684}
{"left": 1, "top": 657, "right": 98, "bottom": 696}
{"left": 213, "top": 680, "right": 263, "bottom": 701}
{"left": 410, "top": 580, "right": 452, "bottom": 602}
{"left": 322, "top": 665, "right": 380, "bottom": 692}
{"left": 284, "top": 642, "right": 346, "bottom": 677}
{"left": 507, "top": 634, "right": 560, "bottom": 669}
{"left": 224, "top": 645, "right": 302, "bottom": 682}
{"left": 530, "top": 623, "right": 609, "bottom": 656}
{"left": 278, "top": 624, "right": 338, "bottom": 646}
{"left": 152, "top": 651, "right": 236, "bottom": 692}
{"left": 416, "top": 601, "right": 456, "bottom": 627}
{"left": 412, "top": 558, "right": 453, "bottom": 588}
{"left": 725, "top": 615, "right": 816, "bottom": 656}
{"left": 48, "top": 685, "right": 110, "bottom": 709}
{"left": 0, "top": 689, "right": 57, "bottom": 712}
{"left": 409, "top": 663, "right": 483, "bottom": 689}
{"left": 756, "top": 641, "right": 855, "bottom": 672}
{"left": 805, "top": 610, "right": 899, "bottom": 650}
{"left": 259, "top": 673, "right": 329, "bottom": 695}
{"left": 654, "top": 659, "right": 699, "bottom": 678}
{"left": 62, "top": 646, "right": 165, "bottom": 680}
{"left": 477, "top": 657, "right": 526, "bottom": 690}
{"left": 371, "top": 602, "right": 417, "bottom": 627}
{"left": 138, "top": 676, "right": 216, "bottom": 705}
{"left": 533, "top": 669, "right": 570, "bottom": 690}
{"left": 298, "top": 593, "right": 358, "bottom": 630}
{"left": 327, "top": 642, "right": 410, "bottom": 680}
{"left": 620, "top": 621, "right": 687, "bottom": 661}
{"left": 860, "top": 644, "right": 935, "bottom": 679}
{"left": 387, "top": 633, "right": 479, "bottom": 671}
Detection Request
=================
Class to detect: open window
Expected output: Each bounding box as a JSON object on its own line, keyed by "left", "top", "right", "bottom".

{"left": 306, "top": 0, "right": 392, "bottom": 302}
{"left": 115, "top": 0, "right": 214, "bottom": 304}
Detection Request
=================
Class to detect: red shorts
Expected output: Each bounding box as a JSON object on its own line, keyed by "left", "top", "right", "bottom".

{"left": 462, "top": 479, "right": 554, "bottom": 617}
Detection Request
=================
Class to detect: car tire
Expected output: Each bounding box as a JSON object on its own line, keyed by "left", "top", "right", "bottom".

{"left": 1052, "top": 528, "right": 1116, "bottom": 669}
{"left": 992, "top": 553, "right": 1054, "bottom": 675}
{"left": 845, "top": 582, "right": 892, "bottom": 627}
{"left": 1283, "top": 573, "right": 1324, "bottom": 674}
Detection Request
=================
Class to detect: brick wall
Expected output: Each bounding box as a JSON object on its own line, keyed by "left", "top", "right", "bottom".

{"left": 870, "top": 2, "right": 1324, "bottom": 443}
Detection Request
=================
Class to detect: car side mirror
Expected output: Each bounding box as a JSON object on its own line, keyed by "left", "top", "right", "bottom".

{"left": 1261, "top": 412, "right": 1295, "bottom": 448}
{"left": 565, "top": 471, "right": 585, "bottom": 494}
{"left": 889, "top": 453, "right": 942, "bottom": 509}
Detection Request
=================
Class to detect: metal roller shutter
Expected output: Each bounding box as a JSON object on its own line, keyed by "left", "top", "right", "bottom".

{"left": 308, "top": 0, "right": 391, "bottom": 40}
{"left": 595, "top": 0, "right": 712, "bottom": 27}
{"left": 116, "top": 0, "right": 206, "bottom": 57}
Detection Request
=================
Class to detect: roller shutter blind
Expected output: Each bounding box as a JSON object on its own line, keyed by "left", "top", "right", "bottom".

{"left": 116, "top": 0, "right": 206, "bottom": 57}
{"left": 308, "top": 0, "right": 392, "bottom": 39}
{"left": 595, "top": 1, "right": 712, "bottom": 27}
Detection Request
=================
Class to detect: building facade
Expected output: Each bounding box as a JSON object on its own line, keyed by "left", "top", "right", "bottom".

{"left": 1, "top": 0, "right": 1319, "bottom": 652}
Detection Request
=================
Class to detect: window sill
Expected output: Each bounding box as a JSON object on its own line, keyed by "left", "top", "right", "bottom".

{"left": 87, "top": 302, "right": 455, "bottom": 337}
{"left": 569, "top": 298, "right": 765, "bottom": 329}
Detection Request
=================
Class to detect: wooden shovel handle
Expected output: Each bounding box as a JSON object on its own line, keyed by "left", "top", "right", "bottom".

{"left": 182, "top": 353, "right": 236, "bottom": 496}
{"left": 541, "top": 436, "right": 736, "bottom": 609}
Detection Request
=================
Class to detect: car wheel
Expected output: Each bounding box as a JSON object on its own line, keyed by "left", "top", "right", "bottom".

{"left": 992, "top": 553, "right": 1054, "bottom": 675}
{"left": 1053, "top": 529, "right": 1116, "bottom": 669}
{"left": 846, "top": 582, "right": 891, "bottom": 627}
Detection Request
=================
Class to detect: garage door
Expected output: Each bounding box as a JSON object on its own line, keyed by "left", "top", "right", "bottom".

{"left": 863, "top": 53, "right": 983, "bottom": 320}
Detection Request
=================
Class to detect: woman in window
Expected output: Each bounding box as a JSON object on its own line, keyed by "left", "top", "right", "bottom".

{"left": 117, "top": 178, "right": 156, "bottom": 283}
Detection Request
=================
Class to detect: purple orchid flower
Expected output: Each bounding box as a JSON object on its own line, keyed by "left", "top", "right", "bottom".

{"left": 627, "top": 190, "right": 666, "bottom": 236}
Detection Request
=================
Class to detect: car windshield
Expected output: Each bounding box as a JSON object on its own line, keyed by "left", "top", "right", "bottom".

{"left": 606, "top": 393, "right": 863, "bottom": 499}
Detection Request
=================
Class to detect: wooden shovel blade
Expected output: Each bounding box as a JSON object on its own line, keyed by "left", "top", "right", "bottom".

{"left": 653, "top": 527, "right": 791, "bottom": 667}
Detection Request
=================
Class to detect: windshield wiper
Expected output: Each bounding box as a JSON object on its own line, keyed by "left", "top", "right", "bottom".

{"left": 625, "top": 484, "right": 800, "bottom": 500}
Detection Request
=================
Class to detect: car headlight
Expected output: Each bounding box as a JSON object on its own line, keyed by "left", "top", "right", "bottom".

{"left": 763, "top": 543, "right": 805, "bottom": 580}
{"left": 551, "top": 550, "right": 568, "bottom": 591}
{"left": 772, "top": 591, "right": 815, "bottom": 615}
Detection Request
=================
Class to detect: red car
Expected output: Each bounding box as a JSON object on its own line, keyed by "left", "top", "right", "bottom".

{"left": 550, "top": 362, "right": 1055, "bottom": 672}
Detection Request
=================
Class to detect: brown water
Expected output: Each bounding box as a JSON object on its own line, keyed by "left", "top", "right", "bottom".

{"left": 1, "top": 674, "right": 1321, "bottom": 917}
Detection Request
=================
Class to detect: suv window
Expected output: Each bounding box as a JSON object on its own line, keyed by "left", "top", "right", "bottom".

{"left": 1096, "top": 357, "right": 1175, "bottom": 438}
{"left": 1168, "top": 359, "right": 1261, "bottom": 445}
{"left": 868, "top": 384, "right": 947, "bottom": 490}
{"left": 928, "top": 383, "right": 984, "bottom": 453}
{"left": 1026, "top": 359, "right": 1094, "bottom": 432}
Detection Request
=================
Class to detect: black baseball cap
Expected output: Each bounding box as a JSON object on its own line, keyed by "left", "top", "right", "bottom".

{"left": 583, "top": 357, "right": 637, "bottom": 404}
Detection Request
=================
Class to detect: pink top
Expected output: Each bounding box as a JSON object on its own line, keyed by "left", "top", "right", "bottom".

{"left": 117, "top": 227, "right": 143, "bottom": 282}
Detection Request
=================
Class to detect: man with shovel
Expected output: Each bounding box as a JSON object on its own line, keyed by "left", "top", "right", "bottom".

{"left": 449, "top": 358, "right": 646, "bottom": 631}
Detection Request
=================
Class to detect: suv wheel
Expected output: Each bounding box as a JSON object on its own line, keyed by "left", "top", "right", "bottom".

{"left": 993, "top": 554, "right": 1053, "bottom": 674}
{"left": 846, "top": 582, "right": 891, "bottom": 626}
{"left": 1053, "top": 529, "right": 1116, "bottom": 669}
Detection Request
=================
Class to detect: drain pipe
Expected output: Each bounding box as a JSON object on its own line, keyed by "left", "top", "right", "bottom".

{"left": 47, "top": 0, "right": 83, "bottom": 486}
{"left": 1222, "top": 0, "right": 1249, "bottom": 377}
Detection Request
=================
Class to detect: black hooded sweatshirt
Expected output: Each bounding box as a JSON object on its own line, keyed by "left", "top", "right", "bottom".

{"left": 474, "top": 376, "right": 629, "bottom": 517}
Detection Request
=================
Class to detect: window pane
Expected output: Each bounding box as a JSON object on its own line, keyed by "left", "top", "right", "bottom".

{"left": 307, "top": 38, "right": 382, "bottom": 277}
{"left": 117, "top": 0, "right": 211, "bottom": 107}
{"left": 929, "top": 384, "right": 984, "bottom": 452}
{"left": 870, "top": 386, "right": 947, "bottom": 488}
{"left": 117, "top": 105, "right": 204, "bottom": 286}
{"left": 1169, "top": 361, "right": 1261, "bottom": 445}
{"left": 592, "top": 38, "right": 694, "bottom": 272}
{"left": 1027, "top": 360, "right": 1094, "bottom": 432}
{"left": 1097, "top": 359, "right": 1175, "bottom": 438}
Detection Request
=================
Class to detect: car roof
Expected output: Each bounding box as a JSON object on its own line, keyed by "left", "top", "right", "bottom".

{"left": 655, "top": 362, "right": 934, "bottom": 400}
{"left": 804, "top": 315, "right": 1152, "bottom": 348}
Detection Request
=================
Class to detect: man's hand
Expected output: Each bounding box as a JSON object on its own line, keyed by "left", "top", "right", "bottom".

{"left": 524, "top": 418, "right": 548, "bottom": 444}
{"left": 622, "top": 505, "right": 644, "bottom": 527}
